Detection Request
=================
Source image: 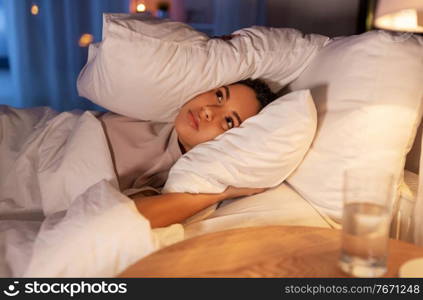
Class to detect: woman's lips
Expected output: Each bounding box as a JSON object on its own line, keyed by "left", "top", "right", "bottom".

{"left": 188, "top": 110, "right": 199, "bottom": 130}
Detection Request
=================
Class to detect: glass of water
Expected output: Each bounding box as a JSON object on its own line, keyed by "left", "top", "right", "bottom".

{"left": 338, "top": 168, "right": 394, "bottom": 277}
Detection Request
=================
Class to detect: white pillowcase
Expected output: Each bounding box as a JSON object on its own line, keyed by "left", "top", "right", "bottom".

{"left": 286, "top": 30, "right": 423, "bottom": 222}
{"left": 77, "top": 13, "right": 328, "bottom": 122}
{"left": 163, "top": 89, "right": 317, "bottom": 193}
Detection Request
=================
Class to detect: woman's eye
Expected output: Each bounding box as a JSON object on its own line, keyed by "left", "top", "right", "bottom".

{"left": 225, "top": 116, "right": 234, "bottom": 129}
{"left": 216, "top": 90, "right": 224, "bottom": 104}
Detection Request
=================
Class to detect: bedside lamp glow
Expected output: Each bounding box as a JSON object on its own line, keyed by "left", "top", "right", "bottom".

{"left": 136, "top": 3, "right": 146, "bottom": 13}
{"left": 374, "top": 0, "right": 423, "bottom": 32}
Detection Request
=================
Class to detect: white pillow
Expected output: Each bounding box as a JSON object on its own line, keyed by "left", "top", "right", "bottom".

{"left": 162, "top": 89, "right": 317, "bottom": 193}
{"left": 286, "top": 30, "right": 423, "bottom": 222}
{"left": 77, "top": 13, "right": 328, "bottom": 122}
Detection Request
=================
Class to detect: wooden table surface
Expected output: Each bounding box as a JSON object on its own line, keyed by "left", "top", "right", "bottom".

{"left": 118, "top": 225, "right": 423, "bottom": 277}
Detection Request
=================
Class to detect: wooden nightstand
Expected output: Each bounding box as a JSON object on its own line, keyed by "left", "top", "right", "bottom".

{"left": 118, "top": 225, "right": 423, "bottom": 277}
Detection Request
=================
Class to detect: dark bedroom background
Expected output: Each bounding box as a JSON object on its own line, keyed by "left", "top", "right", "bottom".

{"left": 0, "top": 0, "right": 363, "bottom": 111}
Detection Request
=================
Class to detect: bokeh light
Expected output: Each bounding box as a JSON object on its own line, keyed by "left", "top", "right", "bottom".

{"left": 78, "top": 33, "right": 93, "bottom": 47}
{"left": 136, "top": 3, "right": 146, "bottom": 12}
{"left": 31, "top": 4, "right": 39, "bottom": 15}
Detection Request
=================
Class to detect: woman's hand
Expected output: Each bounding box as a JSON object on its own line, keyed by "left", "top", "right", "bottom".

{"left": 221, "top": 186, "right": 267, "bottom": 200}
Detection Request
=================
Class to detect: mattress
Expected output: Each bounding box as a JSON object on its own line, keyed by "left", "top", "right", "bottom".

{"left": 184, "top": 170, "right": 420, "bottom": 242}
{"left": 183, "top": 182, "right": 333, "bottom": 239}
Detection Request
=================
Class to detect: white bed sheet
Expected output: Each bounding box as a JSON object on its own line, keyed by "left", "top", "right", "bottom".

{"left": 0, "top": 106, "right": 184, "bottom": 277}
{"left": 184, "top": 171, "right": 420, "bottom": 241}
{"left": 184, "top": 182, "right": 333, "bottom": 240}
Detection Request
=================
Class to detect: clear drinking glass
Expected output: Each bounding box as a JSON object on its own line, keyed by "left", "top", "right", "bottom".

{"left": 338, "top": 168, "right": 394, "bottom": 277}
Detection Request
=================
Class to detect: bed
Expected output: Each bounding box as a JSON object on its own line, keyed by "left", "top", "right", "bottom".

{"left": 1, "top": 15, "right": 422, "bottom": 277}
{"left": 0, "top": 106, "right": 420, "bottom": 277}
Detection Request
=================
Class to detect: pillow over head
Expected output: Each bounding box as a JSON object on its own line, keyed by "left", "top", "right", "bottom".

{"left": 77, "top": 13, "right": 328, "bottom": 122}
{"left": 286, "top": 30, "right": 423, "bottom": 222}
{"left": 162, "top": 89, "right": 317, "bottom": 193}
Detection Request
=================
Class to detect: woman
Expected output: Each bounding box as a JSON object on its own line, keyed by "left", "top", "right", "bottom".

{"left": 100, "top": 78, "right": 278, "bottom": 228}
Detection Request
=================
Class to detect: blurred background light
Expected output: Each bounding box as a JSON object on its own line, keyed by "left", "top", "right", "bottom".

{"left": 30, "top": 4, "right": 39, "bottom": 15}
{"left": 78, "top": 33, "right": 94, "bottom": 47}
{"left": 136, "top": 3, "right": 146, "bottom": 12}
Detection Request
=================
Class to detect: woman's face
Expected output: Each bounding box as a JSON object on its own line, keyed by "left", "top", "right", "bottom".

{"left": 175, "top": 83, "right": 261, "bottom": 152}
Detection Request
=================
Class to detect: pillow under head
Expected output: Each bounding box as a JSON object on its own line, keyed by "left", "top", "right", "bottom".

{"left": 162, "top": 89, "right": 317, "bottom": 193}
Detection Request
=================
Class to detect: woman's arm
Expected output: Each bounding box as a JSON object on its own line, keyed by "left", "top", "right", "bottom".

{"left": 131, "top": 186, "right": 266, "bottom": 228}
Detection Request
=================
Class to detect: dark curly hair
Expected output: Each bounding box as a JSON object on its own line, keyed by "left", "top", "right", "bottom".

{"left": 235, "top": 78, "right": 278, "bottom": 109}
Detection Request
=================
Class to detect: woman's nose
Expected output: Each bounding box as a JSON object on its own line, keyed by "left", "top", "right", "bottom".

{"left": 201, "top": 106, "right": 218, "bottom": 122}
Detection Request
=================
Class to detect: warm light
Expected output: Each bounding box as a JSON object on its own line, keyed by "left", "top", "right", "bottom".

{"left": 30, "top": 4, "right": 39, "bottom": 15}
{"left": 374, "top": 0, "right": 423, "bottom": 33}
{"left": 375, "top": 9, "right": 423, "bottom": 32}
{"left": 78, "top": 34, "right": 94, "bottom": 47}
{"left": 136, "top": 3, "right": 146, "bottom": 12}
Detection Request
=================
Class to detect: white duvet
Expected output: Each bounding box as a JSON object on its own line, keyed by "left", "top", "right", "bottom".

{"left": 0, "top": 106, "right": 183, "bottom": 277}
